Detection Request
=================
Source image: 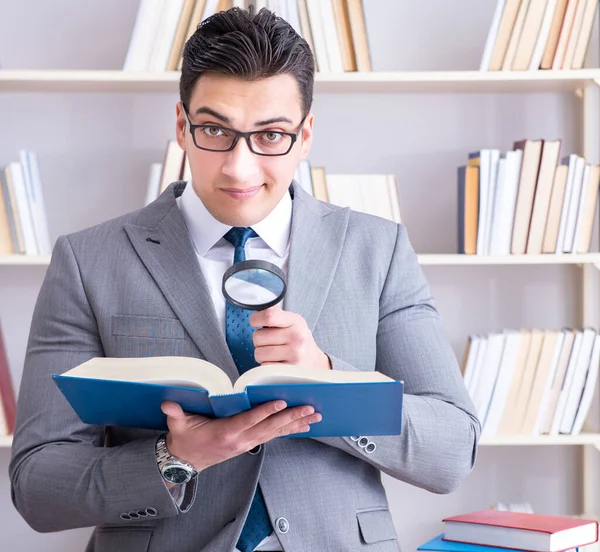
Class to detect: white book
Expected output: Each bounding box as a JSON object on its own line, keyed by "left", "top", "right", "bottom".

{"left": 562, "top": 155, "right": 586, "bottom": 252}
{"left": 549, "top": 329, "right": 583, "bottom": 435}
{"left": 480, "top": 0, "right": 508, "bottom": 70}
{"left": 484, "top": 149, "right": 501, "bottom": 255}
{"left": 387, "top": 175, "right": 402, "bottom": 224}
{"left": 149, "top": 0, "right": 185, "bottom": 72}
{"left": 559, "top": 328, "right": 596, "bottom": 433}
{"left": 145, "top": 163, "right": 163, "bottom": 206}
{"left": 8, "top": 163, "right": 38, "bottom": 256}
{"left": 472, "top": 333, "right": 506, "bottom": 426}
{"left": 490, "top": 150, "right": 523, "bottom": 255}
{"left": 528, "top": 0, "right": 558, "bottom": 69}
{"left": 474, "top": 150, "right": 491, "bottom": 255}
{"left": 571, "top": 334, "right": 600, "bottom": 435}
{"left": 571, "top": 163, "right": 590, "bottom": 254}
{"left": 294, "top": 160, "right": 314, "bottom": 197}
{"left": 146, "top": 0, "right": 169, "bottom": 71}
{"left": 463, "top": 336, "right": 482, "bottom": 393}
{"left": 21, "top": 151, "right": 52, "bottom": 255}
{"left": 319, "top": 0, "right": 344, "bottom": 72}
{"left": 468, "top": 336, "right": 489, "bottom": 403}
{"left": 554, "top": 154, "right": 579, "bottom": 253}
{"left": 532, "top": 330, "right": 566, "bottom": 435}
{"left": 284, "top": 0, "right": 303, "bottom": 35}
{"left": 123, "top": 0, "right": 163, "bottom": 71}
{"left": 305, "top": 0, "right": 330, "bottom": 72}
{"left": 482, "top": 330, "right": 522, "bottom": 436}
{"left": 17, "top": 150, "right": 41, "bottom": 255}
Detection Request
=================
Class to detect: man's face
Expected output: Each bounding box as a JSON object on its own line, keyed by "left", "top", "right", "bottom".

{"left": 176, "top": 73, "right": 314, "bottom": 227}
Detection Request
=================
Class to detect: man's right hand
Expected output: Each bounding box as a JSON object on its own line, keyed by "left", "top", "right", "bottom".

{"left": 160, "top": 400, "right": 321, "bottom": 474}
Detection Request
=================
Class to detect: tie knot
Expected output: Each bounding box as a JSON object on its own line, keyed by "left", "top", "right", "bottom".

{"left": 223, "top": 227, "right": 258, "bottom": 249}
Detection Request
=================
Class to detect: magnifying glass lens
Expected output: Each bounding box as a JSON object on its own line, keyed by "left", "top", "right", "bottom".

{"left": 222, "top": 260, "right": 286, "bottom": 311}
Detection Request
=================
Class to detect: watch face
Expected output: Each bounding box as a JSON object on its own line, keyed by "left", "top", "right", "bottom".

{"left": 163, "top": 466, "right": 192, "bottom": 484}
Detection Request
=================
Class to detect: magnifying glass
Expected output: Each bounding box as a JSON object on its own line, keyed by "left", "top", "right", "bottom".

{"left": 222, "top": 259, "right": 287, "bottom": 311}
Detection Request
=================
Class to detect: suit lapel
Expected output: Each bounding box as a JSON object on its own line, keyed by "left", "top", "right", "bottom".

{"left": 285, "top": 185, "right": 350, "bottom": 332}
{"left": 123, "top": 183, "right": 239, "bottom": 383}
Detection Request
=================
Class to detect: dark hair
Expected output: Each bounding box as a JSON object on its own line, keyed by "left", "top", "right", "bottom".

{"left": 180, "top": 7, "right": 314, "bottom": 118}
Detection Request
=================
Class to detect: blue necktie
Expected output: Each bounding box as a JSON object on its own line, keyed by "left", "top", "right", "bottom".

{"left": 224, "top": 227, "right": 273, "bottom": 552}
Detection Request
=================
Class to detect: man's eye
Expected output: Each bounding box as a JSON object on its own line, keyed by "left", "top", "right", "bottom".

{"left": 263, "top": 132, "right": 282, "bottom": 142}
{"left": 204, "top": 127, "right": 224, "bottom": 136}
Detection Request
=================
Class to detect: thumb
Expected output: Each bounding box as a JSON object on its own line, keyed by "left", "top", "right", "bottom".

{"left": 161, "top": 401, "right": 191, "bottom": 433}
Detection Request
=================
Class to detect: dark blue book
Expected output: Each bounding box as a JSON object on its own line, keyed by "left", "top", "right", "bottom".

{"left": 418, "top": 534, "right": 579, "bottom": 552}
{"left": 52, "top": 356, "right": 404, "bottom": 438}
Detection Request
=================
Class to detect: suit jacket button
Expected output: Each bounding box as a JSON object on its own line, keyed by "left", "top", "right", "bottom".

{"left": 358, "top": 437, "right": 369, "bottom": 448}
{"left": 365, "top": 441, "right": 376, "bottom": 453}
{"left": 120, "top": 513, "right": 131, "bottom": 520}
{"left": 275, "top": 517, "right": 289, "bottom": 534}
{"left": 146, "top": 507, "right": 158, "bottom": 516}
{"left": 248, "top": 444, "right": 262, "bottom": 455}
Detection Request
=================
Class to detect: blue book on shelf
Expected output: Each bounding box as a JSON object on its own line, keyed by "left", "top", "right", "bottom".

{"left": 52, "top": 356, "right": 404, "bottom": 438}
{"left": 418, "top": 534, "right": 579, "bottom": 552}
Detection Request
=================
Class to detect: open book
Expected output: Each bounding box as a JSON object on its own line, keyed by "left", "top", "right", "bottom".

{"left": 52, "top": 356, "right": 404, "bottom": 437}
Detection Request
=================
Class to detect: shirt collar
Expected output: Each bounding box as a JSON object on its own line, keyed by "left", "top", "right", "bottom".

{"left": 178, "top": 181, "right": 292, "bottom": 258}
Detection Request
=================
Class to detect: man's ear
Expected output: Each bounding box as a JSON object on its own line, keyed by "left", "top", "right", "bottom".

{"left": 175, "top": 101, "right": 187, "bottom": 151}
{"left": 299, "top": 112, "right": 314, "bottom": 160}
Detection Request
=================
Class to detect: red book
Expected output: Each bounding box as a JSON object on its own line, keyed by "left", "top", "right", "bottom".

{"left": 442, "top": 510, "right": 598, "bottom": 552}
{"left": 0, "top": 323, "right": 17, "bottom": 434}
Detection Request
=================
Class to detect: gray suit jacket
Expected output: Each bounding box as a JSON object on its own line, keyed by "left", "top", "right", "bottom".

{"left": 10, "top": 181, "right": 480, "bottom": 552}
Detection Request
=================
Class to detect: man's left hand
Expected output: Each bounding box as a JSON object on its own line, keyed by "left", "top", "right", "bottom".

{"left": 250, "top": 305, "right": 332, "bottom": 370}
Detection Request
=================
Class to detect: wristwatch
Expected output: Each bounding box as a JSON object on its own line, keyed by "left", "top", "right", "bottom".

{"left": 155, "top": 434, "right": 198, "bottom": 485}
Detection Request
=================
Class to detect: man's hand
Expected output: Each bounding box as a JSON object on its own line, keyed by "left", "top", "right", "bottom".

{"left": 161, "top": 400, "right": 321, "bottom": 474}
{"left": 250, "top": 305, "right": 332, "bottom": 369}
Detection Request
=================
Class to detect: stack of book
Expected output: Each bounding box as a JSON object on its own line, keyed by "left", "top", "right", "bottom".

{"left": 458, "top": 140, "right": 600, "bottom": 255}
{"left": 0, "top": 150, "right": 51, "bottom": 256}
{"left": 460, "top": 328, "right": 600, "bottom": 437}
{"left": 123, "top": 0, "right": 371, "bottom": 73}
{"left": 145, "top": 143, "right": 402, "bottom": 224}
{"left": 480, "top": 0, "right": 598, "bottom": 71}
{"left": 294, "top": 161, "right": 402, "bottom": 223}
{"left": 418, "top": 509, "right": 597, "bottom": 551}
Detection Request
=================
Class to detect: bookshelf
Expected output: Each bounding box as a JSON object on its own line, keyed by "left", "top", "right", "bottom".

{"left": 5, "top": 253, "right": 600, "bottom": 267}
{"left": 2, "top": 68, "right": 600, "bottom": 94}
{"left": 0, "top": 433, "right": 599, "bottom": 449}
{"left": 1, "top": 2, "right": 600, "bottom": 551}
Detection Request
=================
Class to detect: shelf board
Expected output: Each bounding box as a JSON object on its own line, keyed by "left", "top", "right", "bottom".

{"left": 1, "top": 69, "right": 600, "bottom": 94}
{"left": 0, "top": 434, "right": 599, "bottom": 448}
{"left": 480, "top": 434, "right": 600, "bottom": 446}
{"left": 0, "top": 255, "right": 51, "bottom": 266}
{"left": 417, "top": 253, "right": 600, "bottom": 266}
{"left": 2, "top": 253, "right": 600, "bottom": 267}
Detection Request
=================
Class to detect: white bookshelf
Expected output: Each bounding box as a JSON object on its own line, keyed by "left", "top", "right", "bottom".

{"left": 2, "top": 69, "right": 600, "bottom": 94}
{"left": 4, "top": 253, "right": 600, "bottom": 268}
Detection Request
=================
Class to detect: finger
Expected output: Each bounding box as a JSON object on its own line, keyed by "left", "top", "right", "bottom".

{"left": 229, "top": 400, "right": 288, "bottom": 433}
{"left": 250, "top": 305, "right": 297, "bottom": 329}
{"left": 252, "top": 326, "right": 290, "bottom": 348}
{"left": 250, "top": 406, "right": 322, "bottom": 444}
{"left": 254, "top": 344, "right": 299, "bottom": 365}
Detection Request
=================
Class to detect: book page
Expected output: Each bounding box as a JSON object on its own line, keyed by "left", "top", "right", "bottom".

{"left": 233, "top": 364, "right": 395, "bottom": 393}
{"left": 61, "top": 356, "right": 233, "bottom": 396}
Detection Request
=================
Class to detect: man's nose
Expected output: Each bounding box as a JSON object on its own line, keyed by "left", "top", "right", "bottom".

{"left": 221, "top": 137, "right": 260, "bottom": 182}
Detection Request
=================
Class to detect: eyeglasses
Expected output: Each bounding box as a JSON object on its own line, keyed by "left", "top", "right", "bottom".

{"left": 183, "top": 109, "right": 306, "bottom": 157}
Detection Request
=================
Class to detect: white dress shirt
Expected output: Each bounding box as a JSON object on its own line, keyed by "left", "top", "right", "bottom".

{"left": 174, "top": 181, "right": 292, "bottom": 552}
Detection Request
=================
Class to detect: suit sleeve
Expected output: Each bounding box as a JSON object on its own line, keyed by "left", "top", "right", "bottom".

{"left": 9, "top": 235, "right": 196, "bottom": 532}
{"left": 314, "top": 224, "right": 481, "bottom": 494}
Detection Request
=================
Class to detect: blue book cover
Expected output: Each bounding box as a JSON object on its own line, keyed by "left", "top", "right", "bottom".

{"left": 51, "top": 357, "right": 404, "bottom": 438}
{"left": 418, "top": 534, "right": 579, "bottom": 552}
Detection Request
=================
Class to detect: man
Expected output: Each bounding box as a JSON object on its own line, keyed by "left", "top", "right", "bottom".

{"left": 10, "top": 7, "right": 480, "bottom": 552}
